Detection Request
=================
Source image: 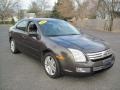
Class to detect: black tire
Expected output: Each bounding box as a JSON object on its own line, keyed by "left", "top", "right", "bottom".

{"left": 10, "top": 39, "right": 19, "bottom": 54}
{"left": 43, "top": 52, "right": 62, "bottom": 78}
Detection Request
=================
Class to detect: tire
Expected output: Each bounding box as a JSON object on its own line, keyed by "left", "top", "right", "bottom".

{"left": 10, "top": 39, "right": 19, "bottom": 54}
{"left": 44, "top": 52, "right": 61, "bottom": 78}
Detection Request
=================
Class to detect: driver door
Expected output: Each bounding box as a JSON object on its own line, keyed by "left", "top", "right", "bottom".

{"left": 23, "top": 21, "right": 42, "bottom": 58}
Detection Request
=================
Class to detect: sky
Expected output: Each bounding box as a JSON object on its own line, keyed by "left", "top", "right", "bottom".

{"left": 20, "top": 0, "right": 57, "bottom": 10}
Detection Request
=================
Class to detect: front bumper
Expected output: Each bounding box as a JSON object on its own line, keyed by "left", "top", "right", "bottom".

{"left": 64, "top": 55, "right": 115, "bottom": 74}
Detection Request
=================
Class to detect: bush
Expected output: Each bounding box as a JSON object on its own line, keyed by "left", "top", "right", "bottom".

{"left": 0, "top": 20, "right": 13, "bottom": 24}
{"left": 11, "top": 18, "right": 15, "bottom": 24}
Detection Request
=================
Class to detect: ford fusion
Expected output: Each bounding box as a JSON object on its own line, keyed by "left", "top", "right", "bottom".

{"left": 9, "top": 18, "right": 115, "bottom": 78}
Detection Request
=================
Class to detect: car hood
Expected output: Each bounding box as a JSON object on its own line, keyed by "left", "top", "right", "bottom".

{"left": 49, "top": 34, "right": 109, "bottom": 53}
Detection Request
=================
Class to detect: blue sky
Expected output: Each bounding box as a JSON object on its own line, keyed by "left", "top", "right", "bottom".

{"left": 20, "top": 0, "right": 57, "bottom": 10}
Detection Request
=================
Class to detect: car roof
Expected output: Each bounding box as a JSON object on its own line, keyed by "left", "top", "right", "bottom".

{"left": 24, "top": 18, "right": 62, "bottom": 22}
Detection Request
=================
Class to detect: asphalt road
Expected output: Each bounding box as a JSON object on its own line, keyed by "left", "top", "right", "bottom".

{"left": 0, "top": 25, "right": 120, "bottom": 90}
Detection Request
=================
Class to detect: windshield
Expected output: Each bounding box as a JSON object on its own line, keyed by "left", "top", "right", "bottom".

{"left": 39, "top": 20, "right": 80, "bottom": 37}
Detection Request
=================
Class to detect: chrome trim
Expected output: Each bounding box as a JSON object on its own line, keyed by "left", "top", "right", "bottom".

{"left": 87, "top": 49, "right": 112, "bottom": 60}
{"left": 64, "top": 69, "right": 73, "bottom": 72}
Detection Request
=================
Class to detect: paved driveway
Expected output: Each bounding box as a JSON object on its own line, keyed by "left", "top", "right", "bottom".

{"left": 0, "top": 25, "right": 120, "bottom": 90}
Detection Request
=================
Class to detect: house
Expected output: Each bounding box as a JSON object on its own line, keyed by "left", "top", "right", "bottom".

{"left": 19, "top": 9, "right": 36, "bottom": 19}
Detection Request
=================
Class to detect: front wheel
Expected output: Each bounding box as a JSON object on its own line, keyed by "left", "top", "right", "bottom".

{"left": 44, "top": 52, "right": 62, "bottom": 78}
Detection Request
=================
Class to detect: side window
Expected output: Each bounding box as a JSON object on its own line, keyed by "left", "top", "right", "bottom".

{"left": 16, "top": 20, "right": 28, "bottom": 31}
{"left": 28, "top": 22, "right": 37, "bottom": 32}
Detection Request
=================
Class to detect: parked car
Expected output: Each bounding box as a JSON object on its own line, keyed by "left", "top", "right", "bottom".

{"left": 9, "top": 18, "right": 115, "bottom": 78}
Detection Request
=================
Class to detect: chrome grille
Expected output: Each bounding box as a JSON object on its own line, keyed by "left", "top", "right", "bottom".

{"left": 87, "top": 49, "right": 112, "bottom": 60}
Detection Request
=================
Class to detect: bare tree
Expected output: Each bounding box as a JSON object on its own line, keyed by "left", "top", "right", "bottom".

{"left": 76, "top": 0, "right": 89, "bottom": 19}
{"left": 0, "top": 0, "right": 19, "bottom": 23}
{"left": 75, "top": 0, "right": 98, "bottom": 19}
{"left": 87, "top": 0, "right": 98, "bottom": 18}
{"left": 97, "top": 0, "right": 120, "bottom": 31}
{"left": 97, "top": 0, "right": 107, "bottom": 19}
{"left": 28, "top": 1, "right": 41, "bottom": 17}
{"left": 28, "top": 0, "right": 49, "bottom": 17}
{"left": 37, "top": 0, "right": 49, "bottom": 11}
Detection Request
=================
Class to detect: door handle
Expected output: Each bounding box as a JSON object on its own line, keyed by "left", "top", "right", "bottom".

{"left": 22, "top": 35, "right": 26, "bottom": 38}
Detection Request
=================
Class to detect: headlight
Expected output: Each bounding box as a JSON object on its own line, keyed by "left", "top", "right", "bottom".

{"left": 68, "top": 48, "right": 86, "bottom": 62}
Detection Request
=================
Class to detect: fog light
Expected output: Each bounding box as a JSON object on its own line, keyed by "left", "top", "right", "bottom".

{"left": 76, "top": 67, "right": 90, "bottom": 73}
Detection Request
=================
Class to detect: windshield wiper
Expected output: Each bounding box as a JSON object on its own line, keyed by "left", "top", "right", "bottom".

{"left": 66, "top": 34, "right": 80, "bottom": 35}
{"left": 47, "top": 34, "right": 80, "bottom": 37}
{"left": 47, "top": 35, "right": 61, "bottom": 37}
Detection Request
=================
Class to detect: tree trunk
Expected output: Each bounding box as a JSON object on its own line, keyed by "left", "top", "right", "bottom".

{"left": 1, "top": 15, "right": 6, "bottom": 24}
{"left": 1, "top": 17, "right": 4, "bottom": 24}
{"left": 104, "top": 0, "right": 114, "bottom": 32}
{"left": 104, "top": 15, "right": 113, "bottom": 31}
{"left": 104, "top": 19, "right": 113, "bottom": 31}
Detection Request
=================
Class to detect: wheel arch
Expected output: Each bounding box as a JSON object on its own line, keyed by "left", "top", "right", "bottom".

{"left": 42, "top": 49, "right": 55, "bottom": 56}
{"left": 9, "top": 36, "right": 13, "bottom": 42}
{"left": 41, "top": 48, "right": 62, "bottom": 69}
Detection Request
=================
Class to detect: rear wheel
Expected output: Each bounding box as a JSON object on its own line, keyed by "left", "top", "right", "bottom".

{"left": 10, "top": 39, "right": 19, "bottom": 54}
{"left": 44, "top": 52, "right": 61, "bottom": 78}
